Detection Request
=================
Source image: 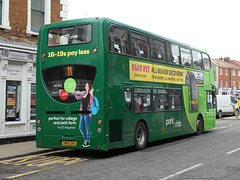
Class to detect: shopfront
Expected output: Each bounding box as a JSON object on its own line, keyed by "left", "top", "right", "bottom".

{"left": 0, "top": 43, "right": 36, "bottom": 139}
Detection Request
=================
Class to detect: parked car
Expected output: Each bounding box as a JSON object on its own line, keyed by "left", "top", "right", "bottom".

{"left": 216, "top": 95, "right": 239, "bottom": 118}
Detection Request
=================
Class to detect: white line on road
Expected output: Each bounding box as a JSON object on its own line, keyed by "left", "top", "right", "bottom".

{"left": 226, "top": 148, "right": 240, "bottom": 155}
{"left": 159, "top": 163, "right": 203, "bottom": 180}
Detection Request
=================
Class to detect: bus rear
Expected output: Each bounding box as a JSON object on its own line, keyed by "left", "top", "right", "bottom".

{"left": 36, "top": 18, "right": 108, "bottom": 150}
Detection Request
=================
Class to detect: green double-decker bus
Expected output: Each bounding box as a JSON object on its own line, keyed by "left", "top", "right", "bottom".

{"left": 36, "top": 17, "right": 216, "bottom": 151}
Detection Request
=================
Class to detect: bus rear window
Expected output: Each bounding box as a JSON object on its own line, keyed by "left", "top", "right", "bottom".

{"left": 42, "top": 65, "right": 96, "bottom": 104}
{"left": 48, "top": 24, "right": 92, "bottom": 47}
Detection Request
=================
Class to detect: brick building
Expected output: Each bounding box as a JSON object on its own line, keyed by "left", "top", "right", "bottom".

{"left": 212, "top": 58, "right": 240, "bottom": 95}
{"left": 0, "top": 0, "right": 68, "bottom": 139}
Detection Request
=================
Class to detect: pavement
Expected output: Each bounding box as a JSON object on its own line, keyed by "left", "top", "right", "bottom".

{"left": 0, "top": 116, "right": 239, "bottom": 160}
{"left": 0, "top": 141, "right": 52, "bottom": 160}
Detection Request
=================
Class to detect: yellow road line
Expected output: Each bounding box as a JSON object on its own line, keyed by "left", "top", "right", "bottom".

{"left": 6, "top": 170, "right": 42, "bottom": 179}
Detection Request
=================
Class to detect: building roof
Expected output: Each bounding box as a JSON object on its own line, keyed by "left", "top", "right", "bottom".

{"left": 230, "top": 60, "right": 240, "bottom": 67}
{"left": 212, "top": 59, "right": 240, "bottom": 69}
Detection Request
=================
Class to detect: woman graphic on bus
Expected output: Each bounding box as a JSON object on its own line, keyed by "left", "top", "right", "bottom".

{"left": 71, "top": 82, "right": 94, "bottom": 147}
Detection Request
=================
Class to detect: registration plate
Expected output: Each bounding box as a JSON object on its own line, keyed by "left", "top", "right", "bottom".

{"left": 62, "top": 141, "right": 77, "bottom": 146}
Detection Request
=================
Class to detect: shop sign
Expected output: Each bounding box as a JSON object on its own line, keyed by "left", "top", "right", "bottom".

{"left": 7, "top": 65, "right": 22, "bottom": 79}
{"left": 9, "top": 51, "right": 29, "bottom": 60}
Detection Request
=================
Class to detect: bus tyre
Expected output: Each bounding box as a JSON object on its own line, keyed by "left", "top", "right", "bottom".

{"left": 134, "top": 122, "right": 148, "bottom": 150}
{"left": 196, "top": 116, "right": 203, "bottom": 135}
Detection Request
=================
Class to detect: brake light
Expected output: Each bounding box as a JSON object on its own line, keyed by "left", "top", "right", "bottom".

{"left": 37, "top": 120, "right": 41, "bottom": 124}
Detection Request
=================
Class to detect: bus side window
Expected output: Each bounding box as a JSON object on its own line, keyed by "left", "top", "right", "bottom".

{"left": 203, "top": 54, "right": 211, "bottom": 71}
{"left": 167, "top": 43, "right": 180, "bottom": 65}
{"left": 108, "top": 26, "right": 131, "bottom": 55}
{"left": 169, "top": 89, "right": 182, "bottom": 110}
{"left": 153, "top": 88, "right": 168, "bottom": 112}
{"left": 124, "top": 87, "right": 132, "bottom": 110}
{"left": 150, "top": 38, "right": 167, "bottom": 63}
{"left": 180, "top": 47, "right": 192, "bottom": 67}
{"left": 131, "top": 32, "right": 149, "bottom": 59}
{"left": 192, "top": 50, "right": 203, "bottom": 70}
{"left": 134, "top": 87, "right": 151, "bottom": 113}
{"left": 207, "top": 91, "right": 214, "bottom": 109}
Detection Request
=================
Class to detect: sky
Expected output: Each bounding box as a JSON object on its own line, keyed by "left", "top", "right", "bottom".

{"left": 68, "top": 0, "right": 240, "bottom": 60}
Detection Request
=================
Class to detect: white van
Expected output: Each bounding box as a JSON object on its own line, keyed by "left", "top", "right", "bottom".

{"left": 216, "top": 95, "right": 239, "bottom": 118}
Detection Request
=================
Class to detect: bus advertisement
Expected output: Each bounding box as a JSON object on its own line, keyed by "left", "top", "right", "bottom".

{"left": 36, "top": 18, "right": 216, "bottom": 151}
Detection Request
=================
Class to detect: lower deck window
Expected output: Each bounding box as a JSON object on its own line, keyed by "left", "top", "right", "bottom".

{"left": 134, "top": 88, "right": 151, "bottom": 113}
{"left": 169, "top": 89, "right": 182, "bottom": 110}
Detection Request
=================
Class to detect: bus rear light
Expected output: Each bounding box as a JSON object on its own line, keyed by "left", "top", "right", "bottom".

{"left": 42, "top": 53, "right": 46, "bottom": 58}
{"left": 37, "top": 120, "right": 41, "bottom": 124}
{"left": 37, "top": 127, "right": 41, "bottom": 132}
{"left": 98, "top": 145, "right": 101, "bottom": 148}
{"left": 98, "top": 120, "right": 102, "bottom": 125}
{"left": 97, "top": 128, "right": 101, "bottom": 133}
{"left": 93, "top": 48, "right": 97, "bottom": 53}
{"left": 39, "top": 142, "right": 42, "bottom": 146}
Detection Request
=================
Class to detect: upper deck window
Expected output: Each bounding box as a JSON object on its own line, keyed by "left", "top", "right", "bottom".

{"left": 150, "top": 38, "right": 167, "bottom": 63}
{"left": 108, "top": 26, "right": 131, "bottom": 55}
{"left": 167, "top": 43, "right": 180, "bottom": 65}
{"left": 131, "top": 32, "right": 149, "bottom": 59}
{"left": 203, "top": 54, "right": 211, "bottom": 71}
{"left": 48, "top": 24, "right": 92, "bottom": 47}
{"left": 180, "top": 47, "right": 192, "bottom": 67}
{"left": 192, "top": 50, "right": 203, "bottom": 70}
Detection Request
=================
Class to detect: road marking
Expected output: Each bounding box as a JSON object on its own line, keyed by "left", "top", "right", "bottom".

{"left": 6, "top": 170, "right": 42, "bottom": 179}
{"left": 226, "top": 148, "right": 240, "bottom": 155}
{"left": 159, "top": 163, "right": 203, "bottom": 180}
{"left": 213, "top": 126, "right": 227, "bottom": 130}
{"left": 0, "top": 149, "right": 87, "bottom": 167}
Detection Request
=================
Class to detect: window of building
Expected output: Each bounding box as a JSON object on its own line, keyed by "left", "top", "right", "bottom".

{"left": 31, "top": 0, "right": 44, "bottom": 32}
{"left": 180, "top": 47, "right": 192, "bottom": 67}
{"left": 203, "top": 54, "right": 211, "bottom": 71}
{"left": 220, "top": 68, "right": 222, "bottom": 75}
{"left": 225, "top": 80, "right": 228, "bottom": 87}
{"left": 167, "top": 43, "right": 180, "bottom": 65}
{"left": 220, "top": 79, "right": 222, "bottom": 87}
{"left": 225, "top": 69, "right": 228, "bottom": 75}
{"left": 0, "top": 0, "right": 2, "bottom": 25}
{"left": 233, "top": 81, "right": 235, "bottom": 86}
{"left": 0, "top": 0, "right": 10, "bottom": 31}
{"left": 192, "top": 50, "right": 202, "bottom": 69}
{"left": 27, "top": 0, "right": 50, "bottom": 35}
{"left": 6, "top": 81, "right": 21, "bottom": 121}
{"left": 134, "top": 87, "right": 151, "bottom": 113}
{"left": 238, "top": 71, "right": 240, "bottom": 76}
{"left": 169, "top": 89, "right": 182, "bottom": 110}
{"left": 239, "top": 81, "right": 240, "bottom": 89}
{"left": 150, "top": 38, "right": 167, "bottom": 62}
{"left": 30, "top": 85, "right": 36, "bottom": 120}
{"left": 108, "top": 26, "right": 130, "bottom": 55}
{"left": 153, "top": 88, "right": 168, "bottom": 112}
{"left": 233, "top": 70, "right": 235, "bottom": 76}
{"left": 131, "top": 32, "right": 149, "bottom": 59}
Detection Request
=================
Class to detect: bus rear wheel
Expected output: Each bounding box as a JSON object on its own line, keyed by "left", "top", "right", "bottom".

{"left": 134, "top": 122, "right": 148, "bottom": 150}
{"left": 196, "top": 116, "right": 203, "bottom": 135}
